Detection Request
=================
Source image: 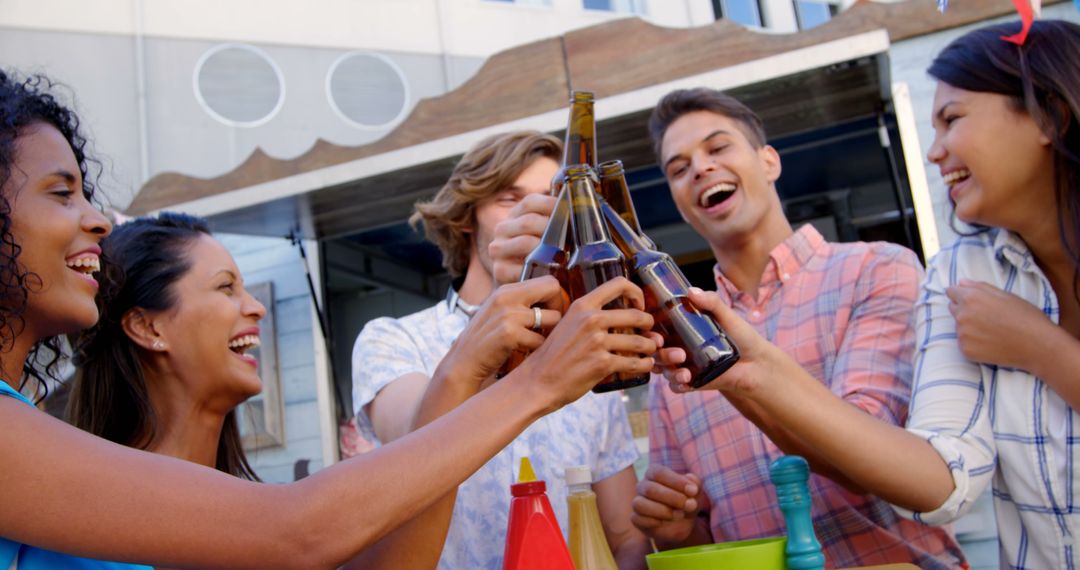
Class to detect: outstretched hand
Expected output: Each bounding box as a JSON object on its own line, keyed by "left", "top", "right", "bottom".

{"left": 655, "top": 288, "right": 783, "bottom": 396}
{"left": 516, "top": 277, "right": 657, "bottom": 413}
{"left": 440, "top": 276, "right": 565, "bottom": 390}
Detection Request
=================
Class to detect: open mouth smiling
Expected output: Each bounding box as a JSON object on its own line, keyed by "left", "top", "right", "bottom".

{"left": 699, "top": 182, "right": 737, "bottom": 209}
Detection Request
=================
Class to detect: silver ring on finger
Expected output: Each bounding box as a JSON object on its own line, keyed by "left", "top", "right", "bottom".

{"left": 532, "top": 306, "right": 543, "bottom": 332}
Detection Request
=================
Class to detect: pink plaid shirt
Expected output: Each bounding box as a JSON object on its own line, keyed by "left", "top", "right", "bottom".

{"left": 649, "top": 225, "right": 966, "bottom": 569}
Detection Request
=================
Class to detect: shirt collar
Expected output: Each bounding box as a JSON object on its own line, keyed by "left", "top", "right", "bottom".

{"left": 992, "top": 228, "right": 1038, "bottom": 273}
{"left": 445, "top": 280, "right": 479, "bottom": 319}
{"left": 713, "top": 224, "right": 827, "bottom": 294}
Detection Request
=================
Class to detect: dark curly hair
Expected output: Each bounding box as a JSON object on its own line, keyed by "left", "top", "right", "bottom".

{"left": 69, "top": 212, "right": 260, "bottom": 481}
{"left": 0, "top": 69, "right": 100, "bottom": 397}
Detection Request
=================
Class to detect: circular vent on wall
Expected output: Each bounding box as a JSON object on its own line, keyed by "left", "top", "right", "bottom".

{"left": 326, "top": 52, "right": 409, "bottom": 130}
{"left": 194, "top": 44, "right": 285, "bottom": 127}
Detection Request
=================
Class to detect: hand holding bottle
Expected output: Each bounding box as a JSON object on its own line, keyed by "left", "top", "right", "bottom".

{"left": 438, "top": 276, "right": 565, "bottom": 391}
{"left": 656, "top": 287, "right": 784, "bottom": 396}
{"left": 511, "top": 277, "right": 657, "bottom": 413}
{"left": 489, "top": 193, "right": 557, "bottom": 285}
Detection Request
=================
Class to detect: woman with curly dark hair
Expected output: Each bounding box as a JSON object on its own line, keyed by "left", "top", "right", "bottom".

{"left": 0, "top": 70, "right": 657, "bottom": 568}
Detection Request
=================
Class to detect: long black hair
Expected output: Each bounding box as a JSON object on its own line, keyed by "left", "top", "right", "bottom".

{"left": 929, "top": 20, "right": 1080, "bottom": 298}
{"left": 69, "top": 212, "right": 260, "bottom": 481}
{"left": 0, "top": 69, "right": 100, "bottom": 396}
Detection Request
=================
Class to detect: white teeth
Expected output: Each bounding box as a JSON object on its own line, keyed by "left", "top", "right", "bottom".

{"left": 66, "top": 256, "right": 100, "bottom": 274}
{"left": 228, "top": 335, "right": 261, "bottom": 350}
{"left": 942, "top": 169, "right": 971, "bottom": 186}
{"left": 699, "top": 183, "right": 737, "bottom": 208}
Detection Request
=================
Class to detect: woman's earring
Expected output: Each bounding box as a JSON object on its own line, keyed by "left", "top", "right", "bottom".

{"left": 152, "top": 340, "right": 165, "bottom": 350}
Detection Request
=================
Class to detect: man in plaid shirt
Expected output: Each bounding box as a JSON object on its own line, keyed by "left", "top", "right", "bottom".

{"left": 627, "top": 88, "right": 965, "bottom": 569}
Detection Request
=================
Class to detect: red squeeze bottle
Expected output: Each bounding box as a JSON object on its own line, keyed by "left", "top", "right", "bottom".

{"left": 502, "top": 457, "right": 575, "bottom": 570}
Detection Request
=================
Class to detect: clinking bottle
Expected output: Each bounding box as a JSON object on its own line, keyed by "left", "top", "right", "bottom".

{"left": 565, "top": 466, "right": 617, "bottom": 570}
{"left": 597, "top": 160, "right": 650, "bottom": 245}
{"left": 551, "top": 90, "right": 599, "bottom": 196}
{"left": 565, "top": 164, "right": 649, "bottom": 393}
{"left": 498, "top": 185, "right": 572, "bottom": 377}
{"left": 502, "top": 457, "right": 575, "bottom": 570}
{"left": 600, "top": 199, "right": 740, "bottom": 389}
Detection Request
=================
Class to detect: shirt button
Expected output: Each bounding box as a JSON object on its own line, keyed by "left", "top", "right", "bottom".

{"left": 751, "top": 310, "right": 761, "bottom": 319}
{"left": 781, "top": 273, "right": 790, "bottom": 281}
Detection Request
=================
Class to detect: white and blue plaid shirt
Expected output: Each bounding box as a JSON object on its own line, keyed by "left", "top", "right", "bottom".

{"left": 351, "top": 289, "right": 638, "bottom": 570}
{"left": 898, "top": 229, "right": 1078, "bottom": 569}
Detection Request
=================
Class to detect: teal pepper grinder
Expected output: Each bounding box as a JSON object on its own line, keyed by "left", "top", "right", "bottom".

{"left": 769, "top": 456, "right": 825, "bottom": 570}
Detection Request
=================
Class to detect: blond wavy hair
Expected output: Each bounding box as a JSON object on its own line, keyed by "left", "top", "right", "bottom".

{"left": 411, "top": 131, "right": 561, "bottom": 277}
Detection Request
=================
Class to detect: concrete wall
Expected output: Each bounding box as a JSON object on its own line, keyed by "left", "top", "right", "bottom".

{"left": 0, "top": 0, "right": 714, "bottom": 59}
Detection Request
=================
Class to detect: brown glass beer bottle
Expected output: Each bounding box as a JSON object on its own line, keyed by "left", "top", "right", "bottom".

{"left": 597, "top": 160, "right": 650, "bottom": 244}
{"left": 565, "top": 165, "right": 649, "bottom": 392}
{"left": 600, "top": 200, "right": 739, "bottom": 389}
{"left": 551, "top": 91, "right": 599, "bottom": 196}
{"left": 498, "top": 186, "right": 573, "bottom": 377}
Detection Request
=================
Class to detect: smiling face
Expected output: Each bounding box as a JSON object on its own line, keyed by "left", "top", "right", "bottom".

{"left": 660, "top": 110, "right": 784, "bottom": 248}
{"left": 150, "top": 235, "right": 266, "bottom": 412}
{"left": 928, "top": 82, "right": 1054, "bottom": 233}
{"left": 5, "top": 123, "right": 111, "bottom": 341}
{"left": 470, "top": 155, "right": 559, "bottom": 278}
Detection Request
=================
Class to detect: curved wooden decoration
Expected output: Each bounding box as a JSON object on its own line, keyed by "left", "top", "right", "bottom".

{"left": 129, "top": 0, "right": 1036, "bottom": 215}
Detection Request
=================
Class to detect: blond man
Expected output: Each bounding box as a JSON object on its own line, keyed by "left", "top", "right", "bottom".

{"left": 349, "top": 131, "right": 648, "bottom": 569}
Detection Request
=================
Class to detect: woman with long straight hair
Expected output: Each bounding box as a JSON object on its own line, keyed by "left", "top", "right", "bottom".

{"left": 0, "top": 69, "right": 657, "bottom": 568}
{"left": 67, "top": 212, "right": 262, "bottom": 482}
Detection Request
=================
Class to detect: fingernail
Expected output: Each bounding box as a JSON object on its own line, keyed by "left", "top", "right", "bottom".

{"left": 686, "top": 484, "right": 698, "bottom": 496}
{"left": 689, "top": 286, "right": 704, "bottom": 295}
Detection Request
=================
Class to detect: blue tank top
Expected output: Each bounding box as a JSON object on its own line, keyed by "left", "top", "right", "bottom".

{"left": 0, "top": 381, "right": 153, "bottom": 570}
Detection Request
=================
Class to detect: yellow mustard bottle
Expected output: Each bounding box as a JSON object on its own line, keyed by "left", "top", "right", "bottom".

{"left": 565, "top": 466, "right": 617, "bottom": 570}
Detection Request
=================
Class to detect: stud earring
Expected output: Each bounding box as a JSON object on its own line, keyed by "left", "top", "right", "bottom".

{"left": 152, "top": 340, "right": 165, "bottom": 350}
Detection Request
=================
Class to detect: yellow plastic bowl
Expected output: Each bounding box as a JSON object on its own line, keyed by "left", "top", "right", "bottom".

{"left": 645, "top": 537, "right": 787, "bottom": 570}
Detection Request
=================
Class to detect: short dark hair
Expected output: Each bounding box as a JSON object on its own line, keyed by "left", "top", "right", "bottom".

{"left": 648, "top": 88, "right": 767, "bottom": 161}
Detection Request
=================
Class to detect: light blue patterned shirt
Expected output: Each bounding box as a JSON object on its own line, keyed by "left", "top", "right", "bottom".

{"left": 352, "top": 289, "right": 639, "bottom": 570}
{"left": 897, "top": 229, "right": 1078, "bottom": 569}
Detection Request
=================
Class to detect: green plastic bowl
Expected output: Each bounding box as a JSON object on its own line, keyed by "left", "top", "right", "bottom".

{"left": 645, "top": 536, "right": 787, "bottom": 570}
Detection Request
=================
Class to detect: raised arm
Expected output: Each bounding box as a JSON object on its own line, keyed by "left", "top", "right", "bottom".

{"left": 1, "top": 277, "right": 656, "bottom": 569}
{"left": 348, "top": 278, "right": 570, "bottom": 569}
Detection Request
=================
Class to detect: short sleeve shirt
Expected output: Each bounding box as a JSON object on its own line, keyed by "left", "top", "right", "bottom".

{"left": 352, "top": 290, "right": 640, "bottom": 570}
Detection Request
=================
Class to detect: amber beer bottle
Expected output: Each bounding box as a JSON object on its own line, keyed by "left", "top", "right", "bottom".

{"left": 600, "top": 200, "right": 739, "bottom": 389}
{"left": 597, "top": 160, "right": 649, "bottom": 243}
{"left": 551, "top": 91, "right": 599, "bottom": 196}
{"left": 498, "top": 186, "right": 573, "bottom": 377}
{"left": 565, "top": 165, "right": 649, "bottom": 393}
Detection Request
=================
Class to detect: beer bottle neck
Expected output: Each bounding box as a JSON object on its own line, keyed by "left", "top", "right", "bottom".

{"left": 569, "top": 178, "right": 609, "bottom": 246}
{"left": 540, "top": 186, "right": 570, "bottom": 249}
{"left": 600, "top": 200, "right": 651, "bottom": 256}
{"left": 598, "top": 172, "right": 644, "bottom": 235}
{"left": 563, "top": 102, "right": 597, "bottom": 169}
